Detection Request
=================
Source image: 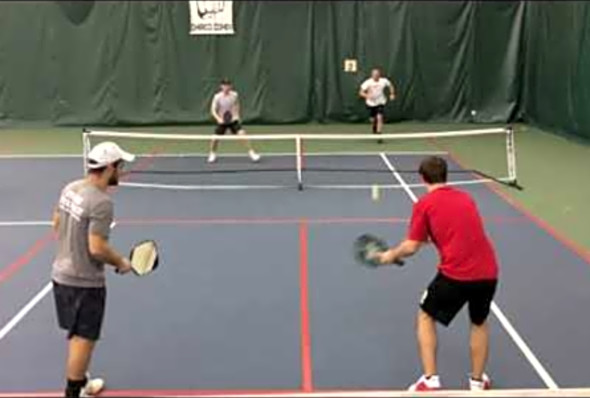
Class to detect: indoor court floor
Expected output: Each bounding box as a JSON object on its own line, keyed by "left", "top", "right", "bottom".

{"left": 0, "top": 151, "right": 588, "bottom": 396}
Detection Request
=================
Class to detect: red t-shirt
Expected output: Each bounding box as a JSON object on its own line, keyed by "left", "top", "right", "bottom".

{"left": 408, "top": 186, "right": 498, "bottom": 281}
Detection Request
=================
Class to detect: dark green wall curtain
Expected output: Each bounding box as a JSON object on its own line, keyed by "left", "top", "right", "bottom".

{"left": 522, "top": 2, "right": 590, "bottom": 139}
{"left": 0, "top": 1, "right": 587, "bottom": 139}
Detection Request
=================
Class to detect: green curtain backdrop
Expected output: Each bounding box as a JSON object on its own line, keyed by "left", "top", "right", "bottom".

{"left": 0, "top": 1, "right": 588, "bottom": 139}
{"left": 522, "top": 2, "right": 590, "bottom": 139}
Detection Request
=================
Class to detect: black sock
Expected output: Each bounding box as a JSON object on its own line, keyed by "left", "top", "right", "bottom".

{"left": 372, "top": 120, "right": 377, "bottom": 133}
{"left": 65, "top": 378, "right": 87, "bottom": 398}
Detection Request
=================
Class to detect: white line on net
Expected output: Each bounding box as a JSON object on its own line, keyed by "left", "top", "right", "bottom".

{"left": 0, "top": 151, "right": 449, "bottom": 161}
{"left": 378, "top": 153, "right": 559, "bottom": 390}
{"left": 86, "top": 127, "right": 508, "bottom": 141}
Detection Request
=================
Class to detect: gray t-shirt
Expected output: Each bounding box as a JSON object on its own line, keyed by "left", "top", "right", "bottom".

{"left": 52, "top": 179, "right": 113, "bottom": 288}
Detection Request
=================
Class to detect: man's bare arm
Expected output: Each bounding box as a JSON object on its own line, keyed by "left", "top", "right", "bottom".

{"left": 88, "top": 233, "right": 131, "bottom": 273}
{"left": 379, "top": 239, "right": 423, "bottom": 265}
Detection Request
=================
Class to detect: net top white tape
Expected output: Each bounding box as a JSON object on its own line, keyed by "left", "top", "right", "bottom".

{"left": 85, "top": 127, "right": 510, "bottom": 142}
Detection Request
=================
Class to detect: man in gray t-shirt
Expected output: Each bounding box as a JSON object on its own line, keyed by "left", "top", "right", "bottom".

{"left": 52, "top": 141, "right": 134, "bottom": 398}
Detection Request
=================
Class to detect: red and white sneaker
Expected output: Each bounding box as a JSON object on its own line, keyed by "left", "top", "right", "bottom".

{"left": 408, "top": 374, "right": 442, "bottom": 391}
{"left": 469, "top": 373, "right": 492, "bottom": 391}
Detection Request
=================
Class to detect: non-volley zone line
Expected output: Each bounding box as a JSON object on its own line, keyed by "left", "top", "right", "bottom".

{"left": 0, "top": 215, "right": 528, "bottom": 228}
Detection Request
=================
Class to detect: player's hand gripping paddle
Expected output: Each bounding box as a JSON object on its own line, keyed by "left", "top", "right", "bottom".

{"left": 353, "top": 234, "right": 405, "bottom": 268}
{"left": 222, "top": 111, "right": 233, "bottom": 125}
{"left": 127, "top": 240, "right": 159, "bottom": 276}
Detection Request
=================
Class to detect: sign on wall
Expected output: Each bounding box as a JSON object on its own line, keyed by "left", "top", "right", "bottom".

{"left": 189, "top": 1, "right": 235, "bottom": 35}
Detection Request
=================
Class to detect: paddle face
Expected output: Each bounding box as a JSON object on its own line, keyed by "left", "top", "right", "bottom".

{"left": 129, "top": 240, "right": 159, "bottom": 276}
{"left": 353, "top": 234, "right": 404, "bottom": 268}
{"left": 222, "top": 111, "right": 233, "bottom": 125}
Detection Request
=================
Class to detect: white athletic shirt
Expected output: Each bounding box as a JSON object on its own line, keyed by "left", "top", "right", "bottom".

{"left": 211, "top": 90, "right": 239, "bottom": 121}
{"left": 360, "top": 77, "right": 393, "bottom": 107}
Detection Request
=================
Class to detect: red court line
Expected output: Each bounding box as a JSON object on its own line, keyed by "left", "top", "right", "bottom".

{"left": 0, "top": 231, "right": 55, "bottom": 285}
{"left": 299, "top": 220, "right": 314, "bottom": 392}
{"left": 430, "top": 137, "right": 590, "bottom": 265}
{"left": 116, "top": 215, "right": 527, "bottom": 226}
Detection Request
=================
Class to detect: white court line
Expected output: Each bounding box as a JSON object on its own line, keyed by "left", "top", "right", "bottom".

{"left": 0, "top": 223, "right": 118, "bottom": 344}
{"left": 154, "top": 389, "right": 590, "bottom": 398}
{"left": 379, "top": 152, "right": 559, "bottom": 390}
{"left": 0, "top": 154, "right": 81, "bottom": 159}
{"left": 0, "top": 282, "right": 53, "bottom": 341}
{"left": 0, "top": 221, "right": 52, "bottom": 227}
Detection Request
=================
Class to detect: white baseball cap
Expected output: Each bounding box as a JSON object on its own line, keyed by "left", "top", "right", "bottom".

{"left": 87, "top": 141, "right": 135, "bottom": 169}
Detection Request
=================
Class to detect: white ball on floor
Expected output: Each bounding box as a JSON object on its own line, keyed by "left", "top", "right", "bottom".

{"left": 371, "top": 185, "right": 380, "bottom": 201}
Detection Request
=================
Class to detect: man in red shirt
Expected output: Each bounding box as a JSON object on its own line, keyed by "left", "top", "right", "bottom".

{"left": 377, "top": 156, "right": 499, "bottom": 391}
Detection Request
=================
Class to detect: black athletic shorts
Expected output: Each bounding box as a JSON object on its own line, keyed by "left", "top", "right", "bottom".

{"left": 367, "top": 105, "right": 385, "bottom": 118}
{"left": 420, "top": 272, "right": 497, "bottom": 327}
{"left": 52, "top": 280, "right": 106, "bottom": 341}
{"left": 215, "top": 121, "right": 242, "bottom": 135}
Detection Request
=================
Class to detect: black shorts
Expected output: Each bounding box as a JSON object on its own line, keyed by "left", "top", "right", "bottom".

{"left": 215, "top": 121, "right": 243, "bottom": 135}
{"left": 367, "top": 105, "right": 385, "bottom": 118}
{"left": 52, "top": 280, "right": 106, "bottom": 341}
{"left": 420, "top": 272, "right": 497, "bottom": 327}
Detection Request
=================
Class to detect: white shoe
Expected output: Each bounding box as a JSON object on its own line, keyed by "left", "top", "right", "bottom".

{"left": 408, "top": 374, "right": 441, "bottom": 391}
{"left": 80, "top": 375, "right": 105, "bottom": 397}
{"left": 207, "top": 152, "right": 217, "bottom": 163}
{"left": 249, "top": 151, "right": 261, "bottom": 163}
{"left": 469, "top": 373, "right": 491, "bottom": 391}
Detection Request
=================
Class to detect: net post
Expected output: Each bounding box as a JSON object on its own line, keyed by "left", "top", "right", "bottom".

{"left": 82, "top": 129, "right": 90, "bottom": 176}
{"left": 296, "top": 135, "right": 303, "bottom": 191}
{"left": 505, "top": 125, "right": 518, "bottom": 185}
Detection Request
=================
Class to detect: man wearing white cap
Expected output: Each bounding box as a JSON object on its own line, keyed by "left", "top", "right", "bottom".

{"left": 51, "top": 141, "right": 135, "bottom": 397}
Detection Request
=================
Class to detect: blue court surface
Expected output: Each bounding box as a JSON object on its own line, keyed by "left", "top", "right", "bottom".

{"left": 0, "top": 153, "right": 589, "bottom": 397}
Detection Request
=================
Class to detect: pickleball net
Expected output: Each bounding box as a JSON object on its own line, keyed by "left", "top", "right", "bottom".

{"left": 82, "top": 126, "right": 518, "bottom": 191}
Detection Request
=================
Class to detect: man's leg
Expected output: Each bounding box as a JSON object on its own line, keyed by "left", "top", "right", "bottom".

{"left": 376, "top": 113, "right": 384, "bottom": 134}
{"left": 208, "top": 125, "right": 224, "bottom": 163}
{"left": 417, "top": 308, "right": 438, "bottom": 377}
{"left": 470, "top": 321, "right": 489, "bottom": 380}
{"left": 65, "top": 336, "right": 95, "bottom": 397}
{"left": 375, "top": 113, "right": 384, "bottom": 143}
{"left": 467, "top": 280, "right": 496, "bottom": 389}
{"left": 410, "top": 273, "right": 466, "bottom": 390}
{"left": 237, "top": 127, "right": 260, "bottom": 162}
{"left": 209, "top": 138, "right": 219, "bottom": 153}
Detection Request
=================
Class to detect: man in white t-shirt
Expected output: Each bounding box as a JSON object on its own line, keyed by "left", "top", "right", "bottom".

{"left": 359, "top": 68, "right": 395, "bottom": 143}
{"left": 208, "top": 78, "right": 260, "bottom": 163}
